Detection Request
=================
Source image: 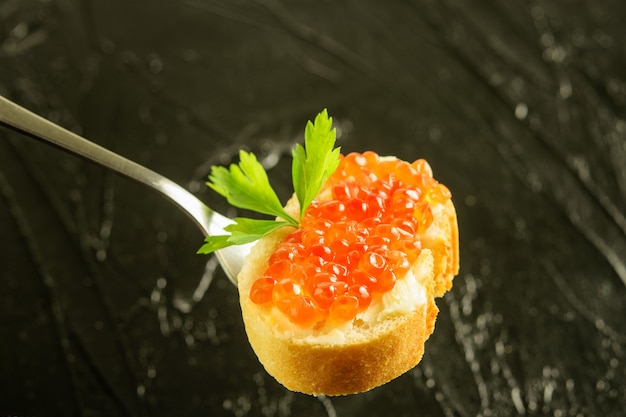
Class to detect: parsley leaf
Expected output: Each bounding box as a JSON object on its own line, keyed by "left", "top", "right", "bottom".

{"left": 207, "top": 150, "right": 298, "bottom": 225}
{"left": 225, "top": 218, "right": 293, "bottom": 244}
{"left": 292, "top": 109, "right": 341, "bottom": 219}
{"left": 197, "top": 235, "right": 232, "bottom": 254}
{"left": 199, "top": 109, "right": 340, "bottom": 255}
{"left": 197, "top": 218, "right": 292, "bottom": 254}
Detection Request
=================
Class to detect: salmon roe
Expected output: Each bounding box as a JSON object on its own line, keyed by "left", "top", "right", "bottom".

{"left": 249, "top": 152, "right": 451, "bottom": 327}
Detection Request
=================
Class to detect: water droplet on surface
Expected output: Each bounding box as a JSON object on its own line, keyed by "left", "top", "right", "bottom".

{"left": 147, "top": 53, "right": 163, "bottom": 74}
{"left": 515, "top": 103, "right": 528, "bottom": 120}
{"left": 156, "top": 277, "right": 167, "bottom": 289}
{"left": 156, "top": 231, "right": 168, "bottom": 243}
{"left": 96, "top": 249, "right": 107, "bottom": 261}
{"left": 558, "top": 79, "right": 573, "bottom": 99}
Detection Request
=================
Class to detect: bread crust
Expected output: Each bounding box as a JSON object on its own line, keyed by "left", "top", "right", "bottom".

{"left": 237, "top": 197, "right": 458, "bottom": 395}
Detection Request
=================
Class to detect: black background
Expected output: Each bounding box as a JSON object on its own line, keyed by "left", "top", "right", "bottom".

{"left": 1, "top": 1, "right": 625, "bottom": 416}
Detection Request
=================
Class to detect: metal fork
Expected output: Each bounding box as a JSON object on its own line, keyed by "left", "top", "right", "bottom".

{"left": 0, "top": 95, "right": 249, "bottom": 285}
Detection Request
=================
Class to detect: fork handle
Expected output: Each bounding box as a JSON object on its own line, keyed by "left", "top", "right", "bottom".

{"left": 0, "top": 95, "right": 250, "bottom": 283}
{"left": 0, "top": 95, "right": 218, "bottom": 234}
{"left": 1, "top": 96, "right": 169, "bottom": 192}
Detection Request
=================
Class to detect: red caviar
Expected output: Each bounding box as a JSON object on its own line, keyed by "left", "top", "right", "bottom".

{"left": 250, "top": 152, "right": 452, "bottom": 327}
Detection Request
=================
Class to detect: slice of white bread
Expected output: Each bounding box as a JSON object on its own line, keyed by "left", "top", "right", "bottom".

{"left": 237, "top": 194, "right": 459, "bottom": 396}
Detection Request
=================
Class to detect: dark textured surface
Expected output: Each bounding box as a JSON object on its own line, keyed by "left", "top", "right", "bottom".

{"left": 1, "top": 1, "right": 625, "bottom": 416}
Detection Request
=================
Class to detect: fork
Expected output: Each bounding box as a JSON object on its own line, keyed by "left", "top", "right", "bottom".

{"left": 0, "top": 95, "right": 249, "bottom": 285}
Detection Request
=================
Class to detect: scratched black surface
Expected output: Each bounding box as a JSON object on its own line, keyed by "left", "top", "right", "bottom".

{"left": 1, "top": 1, "right": 625, "bottom": 416}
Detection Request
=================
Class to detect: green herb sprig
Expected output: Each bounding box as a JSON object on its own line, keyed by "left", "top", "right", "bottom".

{"left": 198, "top": 109, "right": 340, "bottom": 254}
